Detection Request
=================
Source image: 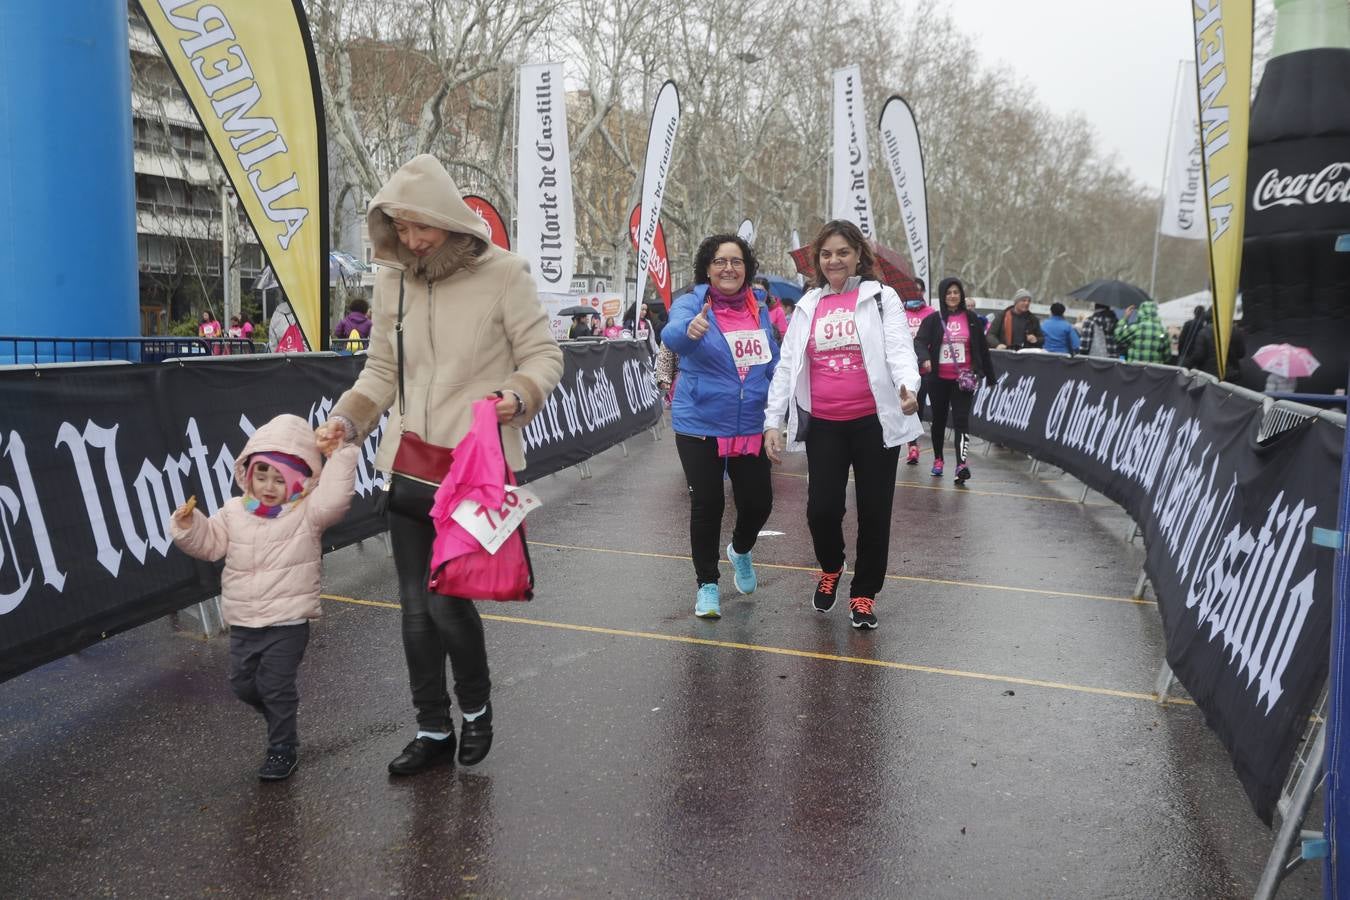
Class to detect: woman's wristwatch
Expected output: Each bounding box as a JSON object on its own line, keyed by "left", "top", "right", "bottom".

{"left": 503, "top": 389, "right": 526, "bottom": 418}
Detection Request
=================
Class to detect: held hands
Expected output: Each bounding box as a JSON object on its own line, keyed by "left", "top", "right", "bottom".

{"left": 764, "top": 428, "right": 784, "bottom": 465}
{"left": 686, "top": 302, "right": 712, "bottom": 341}
{"left": 1025, "top": 332, "right": 1039, "bottom": 345}
{"left": 899, "top": 385, "right": 919, "bottom": 416}
{"left": 921, "top": 360, "right": 932, "bottom": 374}
{"left": 315, "top": 420, "right": 346, "bottom": 456}
{"left": 171, "top": 495, "right": 197, "bottom": 528}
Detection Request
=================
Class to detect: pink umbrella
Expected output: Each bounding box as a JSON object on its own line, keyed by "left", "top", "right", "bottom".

{"left": 1252, "top": 343, "right": 1321, "bottom": 378}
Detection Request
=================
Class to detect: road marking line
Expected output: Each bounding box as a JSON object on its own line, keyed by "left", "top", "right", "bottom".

{"left": 528, "top": 541, "right": 1148, "bottom": 606}
{"left": 319, "top": 593, "right": 1190, "bottom": 707}
{"left": 773, "top": 469, "right": 1115, "bottom": 507}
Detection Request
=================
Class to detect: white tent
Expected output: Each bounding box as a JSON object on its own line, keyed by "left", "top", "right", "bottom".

{"left": 1156, "top": 290, "right": 1211, "bottom": 328}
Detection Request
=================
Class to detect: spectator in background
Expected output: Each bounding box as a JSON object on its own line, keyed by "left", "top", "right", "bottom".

{"left": 1182, "top": 309, "right": 1247, "bottom": 382}
{"left": 753, "top": 276, "right": 788, "bottom": 342}
{"left": 1079, "top": 303, "right": 1118, "bottom": 358}
{"left": 589, "top": 313, "right": 602, "bottom": 336}
{"left": 568, "top": 314, "right": 592, "bottom": 339}
{"left": 269, "top": 299, "right": 295, "bottom": 351}
{"left": 334, "top": 297, "right": 372, "bottom": 346}
{"left": 199, "top": 309, "right": 222, "bottom": 339}
{"left": 1040, "top": 302, "right": 1081, "bottom": 355}
{"left": 603, "top": 316, "right": 622, "bottom": 339}
{"left": 1177, "top": 305, "right": 1208, "bottom": 363}
{"left": 1117, "top": 301, "right": 1174, "bottom": 364}
{"left": 239, "top": 313, "right": 255, "bottom": 341}
{"left": 228, "top": 315, "right": 244, "bottom": 338}
{"left": 987, "top": 289, "right": 1042, "bottom": 350}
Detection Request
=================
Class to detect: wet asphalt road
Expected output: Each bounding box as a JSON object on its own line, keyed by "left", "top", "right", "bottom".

{"left": 0, "top": 419, "right": 1321, "bottom": 898}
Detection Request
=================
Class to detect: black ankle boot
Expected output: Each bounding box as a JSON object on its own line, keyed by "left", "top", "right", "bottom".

{"left": 458, "top": 703, "right": 493, "bottom": 766}
{"left": 387, "top": 733, "right": 456, "bottom": 776}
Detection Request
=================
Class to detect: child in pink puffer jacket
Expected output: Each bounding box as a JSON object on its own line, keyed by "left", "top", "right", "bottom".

{"left": 170, "top": 413, "right": 358, "bottom": 781}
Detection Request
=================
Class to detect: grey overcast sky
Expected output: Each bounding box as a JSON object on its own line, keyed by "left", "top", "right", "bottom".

{"left": 936, "top": 0, "right": 1275, "bottom": 191}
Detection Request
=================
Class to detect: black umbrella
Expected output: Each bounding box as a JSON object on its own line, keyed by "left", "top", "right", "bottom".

{"left": 1066, "top": 279, "right": 1152, "bottom": 308}
{"left": 558, "top": 305, "right": 595, "bottom": 317}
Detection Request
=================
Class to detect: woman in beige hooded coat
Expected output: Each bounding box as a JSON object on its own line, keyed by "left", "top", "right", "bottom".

{"left": 317, "top": 155, "right": 563, "bottom": 776}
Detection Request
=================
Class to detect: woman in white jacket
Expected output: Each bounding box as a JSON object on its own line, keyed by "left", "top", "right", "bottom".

{"left": 763, "top": 220, "right": 921, "bottom": 629}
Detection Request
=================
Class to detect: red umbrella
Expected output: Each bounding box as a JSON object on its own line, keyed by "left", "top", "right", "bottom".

{"left": 789, "top": 241, "right": 922, "bottom": 301}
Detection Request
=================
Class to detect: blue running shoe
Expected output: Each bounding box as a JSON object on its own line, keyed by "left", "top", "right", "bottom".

{"left": 727, "top": 543, "right": 757, "bottom": 594}
{"left": 694, "top": 583, "right": 721, "bottom": 618}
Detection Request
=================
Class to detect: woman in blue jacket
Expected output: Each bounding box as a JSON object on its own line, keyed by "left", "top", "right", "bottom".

{"left": 663, "top": 234, "right": 780, "bottom": 619}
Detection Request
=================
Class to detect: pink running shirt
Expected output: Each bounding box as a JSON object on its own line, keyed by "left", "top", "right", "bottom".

{"left": 937, "top": 313, "right": 972, "bottom": 381}
{"left": 807, "top": 290, "right": 877, "bottom": 421}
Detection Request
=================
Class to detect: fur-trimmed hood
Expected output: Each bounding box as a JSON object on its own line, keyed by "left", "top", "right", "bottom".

{"left": 367, "top": 154, "right": 492, "bottom": 279}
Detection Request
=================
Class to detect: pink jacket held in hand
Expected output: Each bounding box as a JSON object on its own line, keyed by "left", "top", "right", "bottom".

{"left": 170, "top": 414, "right": 359, "bottom": 628}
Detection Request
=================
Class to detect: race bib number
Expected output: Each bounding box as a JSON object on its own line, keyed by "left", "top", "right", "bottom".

{"left": 939, "top": 342, "right": 968, "bottom": 365}
{"left": 724, "top": 329, "right": 772, "bottom": 367}
{"left": 451, "top": 485, "right": 542, "bottom": 554}
{"left": 814, "top": 309, "right": 858, "bottom": 351}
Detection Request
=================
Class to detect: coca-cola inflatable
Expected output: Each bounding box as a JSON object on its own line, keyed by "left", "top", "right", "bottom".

{"left": 1238, "top": 20, "right": 1350, "bottom": 394}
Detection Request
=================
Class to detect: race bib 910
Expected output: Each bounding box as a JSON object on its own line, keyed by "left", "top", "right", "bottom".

{"left": 813, "top": 309, "right": 858, "bottom": 351}
{"left": 451, "top": 485, "right": 542, "bottom": 554}
{"left": 724, "top": 329, "right": 772, "bottom": 367}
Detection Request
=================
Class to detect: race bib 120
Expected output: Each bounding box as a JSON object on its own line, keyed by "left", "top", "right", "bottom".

{"left": 723, "top": 329, "right": 772, "bottom": 367}
{"left": 451, "top": 485, "right": 542, "bottom": 554}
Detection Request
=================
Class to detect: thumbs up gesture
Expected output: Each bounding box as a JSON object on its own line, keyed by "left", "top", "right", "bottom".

{"left": 687, "top": 301, "right": 712, "bottom": 340}
{"left": 899, "top": 384, "right": 919, "bottom": 416}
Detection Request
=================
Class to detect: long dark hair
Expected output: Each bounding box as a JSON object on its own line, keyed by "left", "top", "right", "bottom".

{"left": 810, "top": 220, "right": 876, "bottom": 288}
{"left": 693, "top": 234, "right": 758, "bottom": 285}
{"left": 936, "top": 277, "right": 968, "bottom": 321}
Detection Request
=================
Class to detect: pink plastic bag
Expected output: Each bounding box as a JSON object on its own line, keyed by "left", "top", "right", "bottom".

{"left": 427, "top": 399, "right": 534, "bottom": 601}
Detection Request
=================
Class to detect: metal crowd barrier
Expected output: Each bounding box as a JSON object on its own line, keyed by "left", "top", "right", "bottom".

{"left": 0, "top": 336, "right": 262, "bottom": 364}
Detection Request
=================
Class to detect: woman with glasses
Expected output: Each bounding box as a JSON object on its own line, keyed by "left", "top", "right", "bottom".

{"left": 762, "top": 220, "right": 921, "bottom": 630}
{"left": 663, "top": 234, "right": 780, "bottom": 619}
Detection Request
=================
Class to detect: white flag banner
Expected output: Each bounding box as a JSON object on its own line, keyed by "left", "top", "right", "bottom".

{"left": 1160, "top": 61, "right": 1206, "bottom": 240}
{"left": 737, "top": 218, "right": 755, "bottom": 243}
{"left": 831, "top": 64, "right": 874, "bottom": 237}
{"left": 877, "top": 96, "right": 930, "bottom": 294}
{"left": 635, "top": 81, "right": 681, "bottom": 305}
{"left": 517, "top": 62, "right": 576, "bottom": 290}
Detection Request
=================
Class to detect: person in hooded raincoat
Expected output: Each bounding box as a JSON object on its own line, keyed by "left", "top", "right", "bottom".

{"left": 316, "top": 155, "right": 563, "bottom": 777}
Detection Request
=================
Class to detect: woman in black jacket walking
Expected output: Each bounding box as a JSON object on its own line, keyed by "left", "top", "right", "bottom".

{"left": 914, "top": 277, "right": 996, "bottom": 483}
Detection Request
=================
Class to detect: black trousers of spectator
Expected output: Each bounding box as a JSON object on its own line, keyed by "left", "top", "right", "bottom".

{"left": 675, "top": 433, "right": 774, "bottom": 587}
{"left": 389, "top": 509, "right": 491, "bottom": 732}
{"left": 229, "top": 622, "right": 310, "bottom": 750}
{"left": 927, "top": 376, "right": 973, "bottom": 463}
{"left": 804, "top": 414, "right": 900, "bottom": 599}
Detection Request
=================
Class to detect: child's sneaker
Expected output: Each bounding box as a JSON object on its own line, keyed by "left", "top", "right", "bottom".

{"left": 727, "top": 542, "right": 757, "bottom": 594}
{"left": 258, "top": 746, "right": 298, "bottom": 781}
{"left": 931, "top": 459, "right": 944, "bottom": 477}
{"left": 694, "top": 583, "right": 721, "bottom": 618}
{"left": 955, "top": 462, "right": 971, "bottom": 483}
{"left": 906, "top": 443, "right": 921, "bottom": 465}
{"left": 849, "top": 597, "right": 878, "bottom": 630}
{"left": 813, "top": 568, "right": 842, "bottom": 612}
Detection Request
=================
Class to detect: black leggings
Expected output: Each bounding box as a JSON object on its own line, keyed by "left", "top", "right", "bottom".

{"left": 675, "top": 434, "right": 773, "bottom": 586}
{"left": 803, "top": 415, "right": 900, "bottom": 599}
{"left": 928, "top": 377, "right": 973, "bottom": 463}
{"left": 389, "top": 509, "right": 490, "bottom": 732}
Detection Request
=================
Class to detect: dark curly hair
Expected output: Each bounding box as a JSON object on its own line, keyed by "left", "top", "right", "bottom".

{"left": 693, "top": 234, "right": 758, "bottom": 285}
{"left": 810, "top": 219, "right": 876, "bottom": 288}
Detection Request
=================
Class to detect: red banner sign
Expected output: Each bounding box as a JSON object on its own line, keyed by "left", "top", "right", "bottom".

{"left": 464, "top": 195, "right": 511, "bottom": 251}
{"left": 628, "top": 204, "right": 672, "bottom": 309}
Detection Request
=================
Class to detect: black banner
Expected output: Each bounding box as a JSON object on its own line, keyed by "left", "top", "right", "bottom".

{"left": 520, "top": 339, "right": 662, "bottom": 482}
{"left": 970, "top": 352, "right": 1342, "bottom": 822}
{"left": 0, "top": 342, "right": 659, "bottom": 683}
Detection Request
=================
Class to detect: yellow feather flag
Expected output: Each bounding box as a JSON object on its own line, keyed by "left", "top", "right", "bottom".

{"left": 136, "top": 0, "right": 328, "bottom": 350}
{"left": 1192, "top": 1, "right": 1253, "bottom": 379}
